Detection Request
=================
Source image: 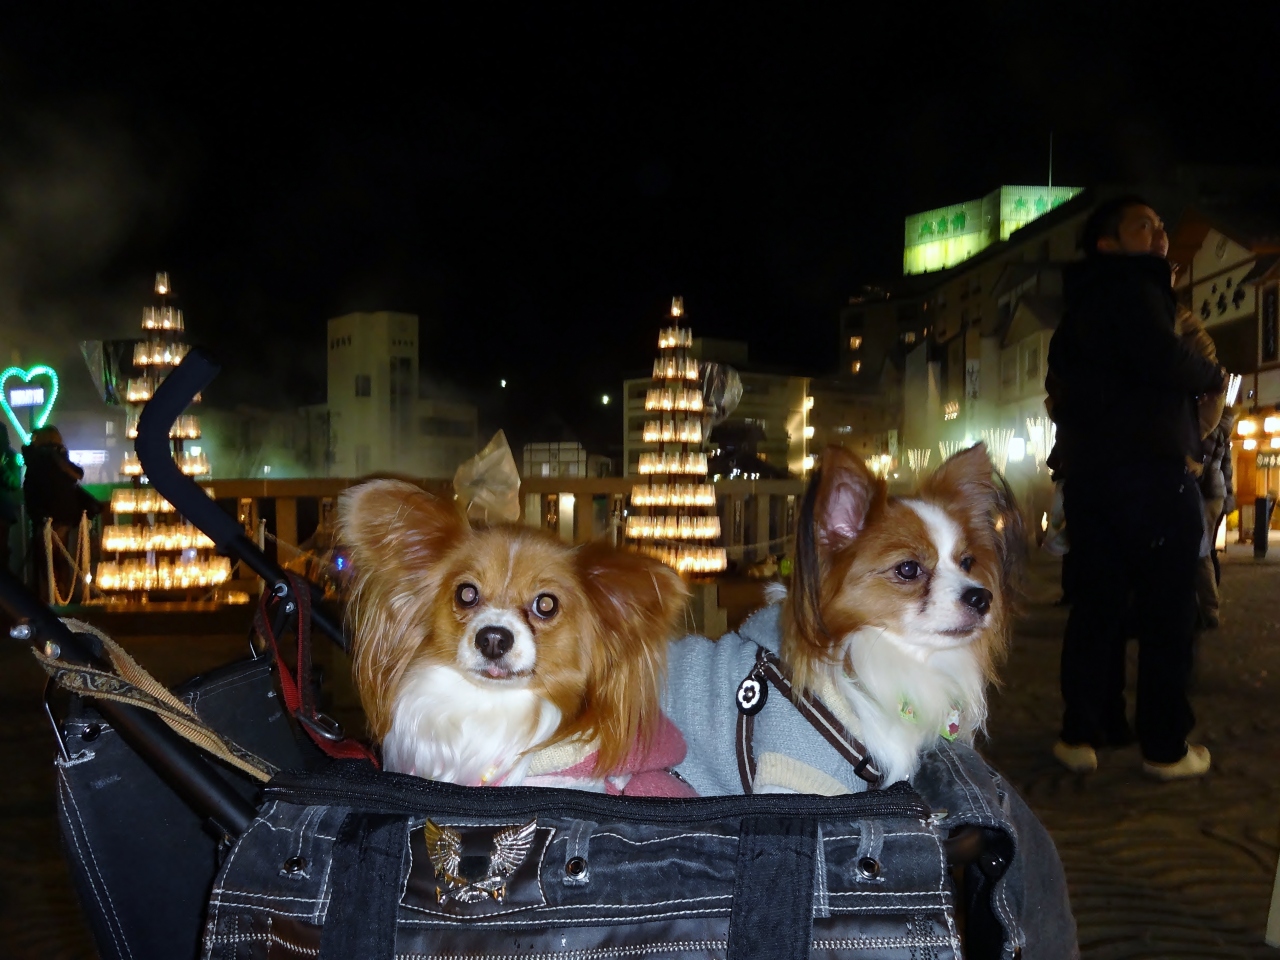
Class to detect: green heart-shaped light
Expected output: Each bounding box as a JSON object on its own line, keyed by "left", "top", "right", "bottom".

{"left": 0, "top": 364, "right": 60, "bottom": 447}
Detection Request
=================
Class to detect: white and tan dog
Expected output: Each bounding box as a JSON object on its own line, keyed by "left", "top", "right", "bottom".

{"left": 663, "top": 443, "right": 1021, "bottom": 794}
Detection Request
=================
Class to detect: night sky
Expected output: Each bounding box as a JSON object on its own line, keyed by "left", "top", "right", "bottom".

{"left": 1, "top": 5, "right": 1277, "bottom": 449}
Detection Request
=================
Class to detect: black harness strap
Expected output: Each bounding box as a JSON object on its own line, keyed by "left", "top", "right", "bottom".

{"left": 735, "top": 647, "right": 883, "bottom": 793}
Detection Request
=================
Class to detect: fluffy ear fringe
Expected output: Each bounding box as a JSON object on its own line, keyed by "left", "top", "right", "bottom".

{"left": 786, "top": 446, "right": 882, "bottom": 689}
{"left": 336, "top": 480, "right": 468, "bottom": 738}
{"left": 568, "top": 544, "right": 689, "bottom": 776}
{"left": 921, "top": 442, "right": 1024, "bottom": 675}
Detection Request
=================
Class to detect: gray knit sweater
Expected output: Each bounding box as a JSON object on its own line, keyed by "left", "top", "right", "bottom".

{"left": 662, "top": 604, "right": 875, "bottom": 796}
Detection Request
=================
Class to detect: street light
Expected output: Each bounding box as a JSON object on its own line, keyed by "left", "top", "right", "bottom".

{"left": 602, "top": 394, "right": 610, "bottom": 405}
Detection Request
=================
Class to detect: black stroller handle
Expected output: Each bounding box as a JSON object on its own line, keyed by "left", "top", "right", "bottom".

{"left": 0, "top": 569, "right": 257, "bottom": 837}
{"left": 137, "top": 348, "right": 349, "bottom": 651}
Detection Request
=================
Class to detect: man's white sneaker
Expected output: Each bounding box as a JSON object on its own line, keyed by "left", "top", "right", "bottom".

{"left": 1142, "top": 743, "right": 1211, "bottom": 781}
{"left": 1053, "top": 740, "right": 1098, "bottom": 773}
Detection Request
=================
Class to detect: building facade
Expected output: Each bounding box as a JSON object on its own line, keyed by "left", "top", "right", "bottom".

{"left": 323, "top": 312, "right": 479, "bottom": 479}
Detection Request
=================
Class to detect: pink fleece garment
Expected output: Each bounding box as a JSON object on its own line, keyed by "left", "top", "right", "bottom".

{"left": 540, "top": 713, "right": 698, "bottom": 798}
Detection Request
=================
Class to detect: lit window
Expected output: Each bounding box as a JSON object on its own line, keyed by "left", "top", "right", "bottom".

{"left": 902, "top": 331, "right": 917, "bottom": 344}
{"left": 104, "top": 420, "right": 115, "bottom": 436}
{"left": 851, "top": 361, "right": 862, "bottom": 374}
{"left": 848, "top": 336, "right": 863, "bottom": 350}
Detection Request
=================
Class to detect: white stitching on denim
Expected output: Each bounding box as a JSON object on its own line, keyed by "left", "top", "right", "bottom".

{"left": 820, "top": 830, "right": 931, "bottom": 843}
{"left": 58, "top": 774, "right": 133, "bottom": 960}
{"left": 585, "top": 830, "right": 736, "bottom": 846}
{"left": 207, "top": 929, "right": 321, "bottom": 955}
{"left": 941, "top": 747, "right": 1022, "bottom": 946}
{"left": 393, "top": 943, "right": 728, "bottom": 959}
{"left": 293, "top": 805, "right": 321, "bottom": 862}
{"left": 54, "top": 749, "right": 95, "bottom": 767}
{"left": 315, "top": 838, "right": 335, "bottom": 922}
{"left": 209, "top": 805, "right": 268, "bottom": 933}
{"left": 931, "top": 814, "right": 961, "bottom": 955}
{"left": 811, "top": 936, "right": 953, "bottom": 949}
{"left": 396, "top": 905, "right": 727, "bottom": 927}
{"left": 209, "top": 889, "right": 326, "bottom": 903}
{"left": 401, "top": 886, "right": 729, "bottom": 920}
{"left": 826, "top": 902, "right": 948, "bottom": 912}
{"left": 207, "top": 901, "right": 328, "bottom": 920}
{"left": 826, "top": 890, "right": 947, "bottom": 899}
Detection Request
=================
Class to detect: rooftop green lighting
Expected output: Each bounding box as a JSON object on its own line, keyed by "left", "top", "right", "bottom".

{"left": 903, "top": 185, "right": 1083, "bottom": 275}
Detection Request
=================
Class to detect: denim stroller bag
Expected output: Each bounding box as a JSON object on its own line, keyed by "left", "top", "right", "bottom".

{"left": 203, "top": 761, "right": 968, "bottom": 960}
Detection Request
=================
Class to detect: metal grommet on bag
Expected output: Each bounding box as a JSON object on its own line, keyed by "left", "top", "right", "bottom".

{"left": 283, "top": 856, "right": 308, "bottom": 875}
{"left": 856, "top": 857, "right": 881, "bottom": 879}
{"left": 565, "top": 856, "right": 587, "bottom": 878}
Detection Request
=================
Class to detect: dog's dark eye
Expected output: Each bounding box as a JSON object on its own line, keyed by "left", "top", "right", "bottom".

{"left": 959, "top": 555, "right": 975, "bottom": 573}
{"left": 455, "top": 583, "right": 480, "bottom": 607}
{"left": 895, "top": 561, "right": 921, "bottom": 581}
{"left": 532, "top": 593, "right": 558, "bottom": 619}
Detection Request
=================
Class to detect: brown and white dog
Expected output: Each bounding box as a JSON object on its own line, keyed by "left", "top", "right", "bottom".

{"left": 780, "top": 442, "right": 1020, "bottom": 784}
{"left": 337, "top": 480, "right": 692, "bottom": 793}
{"left": 664, "top": 443, "right": 1022, "bottom": 793}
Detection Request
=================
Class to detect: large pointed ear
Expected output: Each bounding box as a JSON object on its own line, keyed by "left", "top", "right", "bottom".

{"left": 337, "top": 479, "right": 468, "bottom": 580}
{"left": 573, "top": 544, "right": 689, "bottom": 776}
{"left": 920, "top": 443, "right": 998, "bottom": 531}
{"left": 811, "top": 445, "right": 880, "bottom": 556}
{"left": 335, "top": 480, "right": 469, "bottom": 737}
{"left": 787, "top": 446, "right": 882, "bottom": 671}
{"left": 921, "top": 443, "right": 1026, "bottom": 598}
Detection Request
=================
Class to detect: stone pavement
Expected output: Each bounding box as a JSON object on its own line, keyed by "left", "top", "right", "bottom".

{"left": 0, "top": 548, "right": 1277, "bottom": 957}
{"left": 980, "top": 545, "right": 1280, "bottom": 958}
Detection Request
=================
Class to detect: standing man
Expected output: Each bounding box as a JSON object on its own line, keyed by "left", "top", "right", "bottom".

{"left": 22, "top": 426, "right": 90, "bottom": 603}
{"left": 1046, "top": 196, "right": 1224, "bottom": 779}
{"left": 0, "top": 425, "right": 21, "bottom": 574}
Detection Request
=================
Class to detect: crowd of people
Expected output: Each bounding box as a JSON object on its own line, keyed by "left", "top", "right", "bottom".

{"left": 1045, "top": 195, "right": 1231, "bottom": 780}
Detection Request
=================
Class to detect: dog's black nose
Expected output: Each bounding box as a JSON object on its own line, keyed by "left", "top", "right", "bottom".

{"left": 475, "top": 626, "right": 514, "bottom": 660}
{"left": 960, "top": 587, "right": 992, "bottom": 615}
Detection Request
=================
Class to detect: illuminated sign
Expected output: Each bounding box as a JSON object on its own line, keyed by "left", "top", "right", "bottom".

{"left": 1258, "top": 451, "right": 1280, "bottom": 469}
{"left": 8, "top": 387, "right": 45, "bottom": 407}
{"left": 69, "top": 450, "right": 108, "bottom": 466}
{"left": 0, "top": 364, "right": 60, "bottom": 446}
{"left": 903, "top": 185, "right": 1083, "bottom": 275}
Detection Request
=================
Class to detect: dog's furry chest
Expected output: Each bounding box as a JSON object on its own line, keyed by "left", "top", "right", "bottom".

{"left": 382, "top": 664, "right": 561, "bottom": 786}
{"left": 811, "top": 627, "right": 987, "bottom": 785}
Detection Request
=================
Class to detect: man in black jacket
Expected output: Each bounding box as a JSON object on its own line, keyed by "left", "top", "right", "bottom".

{"left": 1047, "top": 196, "right": 1224, "bottom": 780}
{"left": 22, "top": 425, "right": 94, "bottom": 603}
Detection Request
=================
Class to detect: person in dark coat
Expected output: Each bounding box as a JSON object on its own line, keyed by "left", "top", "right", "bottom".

{"left": 0, "top": 425, "right": 22, "bottom": 575}
{"left": 21, "top": 425, "right": 91, "bottom": 602}
{"left": 1046, "top": 195, "right": 1225, "bottom": 780}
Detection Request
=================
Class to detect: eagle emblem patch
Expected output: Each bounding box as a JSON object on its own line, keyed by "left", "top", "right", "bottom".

{"left": 421, "top": 818, "right": 539, "bottom": 905}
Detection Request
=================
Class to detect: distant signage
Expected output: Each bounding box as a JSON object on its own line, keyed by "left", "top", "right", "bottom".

{"left": 1257, "top": 451, "right": 1280, "bottom": 469}
{"left": 8, "top": 386, "right": 44, "bottom": 408}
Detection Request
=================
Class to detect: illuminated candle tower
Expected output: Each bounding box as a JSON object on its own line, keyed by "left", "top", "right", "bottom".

{"left": 96, "top": 272, "right": 229, "bottom": 599}
{"left": 626, "top": 297, "right": 726, "bottom": 575}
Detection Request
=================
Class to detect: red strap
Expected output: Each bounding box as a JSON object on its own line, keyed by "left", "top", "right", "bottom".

{"left": 254, "top": 574, "right": 379, "bottom": 767}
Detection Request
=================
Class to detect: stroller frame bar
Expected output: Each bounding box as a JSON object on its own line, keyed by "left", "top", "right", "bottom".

{"left": 136, "top": 347, "right": 349, "bottom": 653}
{"left": 0, "top": 568, "right": 257, "bottom": 837}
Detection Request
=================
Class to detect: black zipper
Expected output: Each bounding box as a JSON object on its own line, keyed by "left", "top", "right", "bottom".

{"left": 264, "top": 761, "right": 930, "bottom": 824}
